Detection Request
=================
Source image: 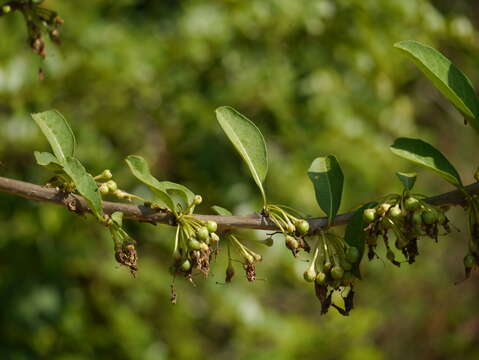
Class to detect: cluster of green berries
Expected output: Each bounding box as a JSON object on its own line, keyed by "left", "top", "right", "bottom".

{"left": 96, "top": 170, "right": 139, "bottom": 201}
{"left": 363, "top": 196, "right": 450, "bottom": 265}
{"left": 1, "top": 0, "right": 63, "bottom": 58}
{"left": 303, "top": 233, "right": 360, "bottom": 315}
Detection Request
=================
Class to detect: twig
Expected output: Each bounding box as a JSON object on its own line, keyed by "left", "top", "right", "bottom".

{"left": 0, "top": 176, "right": 478, "bottom": 232}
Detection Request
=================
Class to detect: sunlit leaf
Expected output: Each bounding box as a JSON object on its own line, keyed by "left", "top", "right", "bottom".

{"left": 216, "top": 106, "right": 268, "bottom": 207}
{"left": 390, "top": 138, "right": 462, "bottom": 188}
{"left": 395, "top": 40, "right": 479, "bottom": 133}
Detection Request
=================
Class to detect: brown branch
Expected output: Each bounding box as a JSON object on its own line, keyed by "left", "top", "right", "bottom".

{"left": 0, "top": 176, "right": 478, "bottom": 232}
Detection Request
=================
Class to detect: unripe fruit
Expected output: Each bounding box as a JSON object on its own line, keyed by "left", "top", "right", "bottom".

{"left": 296, "top": 220, "right": 310, "bottom": 235}
{"left": 206, "top": 221, "right": 217, "bottom": 233}
{"left": 188, "top": 238, "right": 201, "bottom": 250}
{"left": 412, "top": 211, "right": 423, "bottom": 225}
{"left": 106, "top": 180, "right": 118, "bottom": 192}
{"left": 197, "top": 227, "right": 209, "bottom": 241}
{"left": 331, "top": 266, "right": 344, "bottom": 280}
{"left": 193, "top": 195, "right": 202, "bottom": 205}
{"left": 285, "top": 235, "right": 299, "bottom": 250}
{"left": 181, "top": 259, "right": 191, "bottom": 271}
{"left": 389, "top": 205, "right": 402, "bottom": 219}
{"left": 303, "top": 266, "right": 317, "bottom": 282}
{"left": 377, "top": 203, "right": 391, "bottom": 216}
{"left": 345, "top": 247, "right": 360, "bottom": 263}
{"left": 99, "top": 183, "right": 109, "bottom": 195}
{"left": 464, "top": 254, "right": 476, "bottom": 268}
{"left": 422, "top": 209, "right": 436, "bottom": 225}
{"left": 315, "top": 272, "right": 327, "bottom": 285}
{"left": 404, "top": 197, "right": 420, "bottom": 211}
{"left": 363, "top": 208, "right": 376, "bottom": 223}
{"left": 210, "top": 233, "right": 220, "bottom": 244}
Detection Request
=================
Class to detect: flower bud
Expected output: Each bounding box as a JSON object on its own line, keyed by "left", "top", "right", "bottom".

{"left": 285, "top": 235, "right": 299, "bottom": 250}
{"left": 296, "top": 220, "right": 310, "bottom": 235}
{"left": 106, "top": 180, "right": 118, "bottom": 192}
{"left": 363, "top": 208, "right": 376, "bottom": 223}
{"left": 188, "top": 238, "right": 201, "bottom": 250}
{"left": 315, "top": 272, "right": 327, "bottom": 285}
{"left": 303, "top": 265, "right": 317, "bottom": 282}
{"left": 99, "top": 183, "right": 109, "bottom": 195}
{"left": 377, "top": 203, "right": 391, "bottom": 216}
{"left": 206, "top": 220, "right": 217, "bottom": 233}
{"left": 193, "top": 195, "right": 202, "bottom": 205}
{"left": 422, "top": 209, "right": 436, "bottom": 225}
{"left": 181, "top": 259, "right": 191, "bottom": 271}
{"left": 404, "top": 197, "right": 420, "bottom": 211}
{"left": 331, "top": 266, "right": 344, "bottom": 280}
{"left": 197, "top": 227, "right": 209, "bottom": 241}
{"left": 210, "top": 233, "right": 220, "bottom": 244}
{"left": 389, "top": 205, "right": 402, "bottom": 219}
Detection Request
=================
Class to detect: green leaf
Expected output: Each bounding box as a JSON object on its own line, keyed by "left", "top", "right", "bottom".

{"left": 160, "top": 181, "right": 195, "bottom": 209}
{"left": 308, "top": 155, "right": 344, "bottom": 225}
{"left": 390, "top": 138, "right": 463, "bottom": 188}
{"left": 34, "top": 151, "right": 63, "bottom": 171}
{"left": 211, "top": 205, "right": 233, "bottom": 216}
{"left": 215, "top": 106, "right": 268, "bottom": 207}
{"left": 395, "top": 40, "right": 479, "bottom": 133}
{"left": 32, "top": 110, "right": 76, "bottom": 164}
{"left": 396, "top": 172, "right": 417, "bottom": 191}
{"left": 63, "top": 156, "right": 103, "bottom": 220}
{"left": 344, "top": 202, "right": 377, "bottom": 279}
{"left": 125, "top": 155, "right": 178, "bottom": 213}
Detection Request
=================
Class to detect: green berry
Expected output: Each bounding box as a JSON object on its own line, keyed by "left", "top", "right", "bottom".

{"left": 188, "top": 238, "right": 201, "bottom": 250}
{"left": 422, "top": 209, "right": 436, "bottom": 225}
{"left": 363, "top": 208, "right": 376, "bottom": 223}
{"left": 389, "top": 205, "right": 402, "bottom": 219}
{"left": 404, "top": 197, "right": 420, "bottom": 211}
{"left": 296, "top": 220, "right": 310, "bottom": 235}
{"left": 197, "top": 227, "right": 209, "bottom": 241}
{"left": 464, "top": 254, "right": 476, "bottom": 268}
{"left": 331, "top": 266, "right": 344, "bottom": 280}
{"left": 181, "top": 259, "right": 191, "bottom": 271}
{"left": 345, "top": 247, "right": 360, "bottom": 263}
{"left": 206, "top": 220, "right": 218, "bottom": 233}
{"left": 412, "top": 210, "right": 423, "bottom": 225}
{"left": 315, "top": 272, "right": 327, "bottom": 285}
{"left": 193, "top": 195, "right": 202, "bottom": 205}
{"left": 285, "top": 235, "right": 299, "bottom": 250}
{"left": 377, "top": 203, "right": 391, "bottom": 215}
{"left": 99, "top": 183, "right": 109, "bottom": 195}
{"left": 303, "top": 266, "right": 317, "bottom": 282}
{"left": 106, "top": 180, "right": 118, "bottom": 192}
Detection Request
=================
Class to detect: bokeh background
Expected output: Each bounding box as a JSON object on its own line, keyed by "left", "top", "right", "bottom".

{"left": 1, "top": 0, "right": 479, "bottom": 359}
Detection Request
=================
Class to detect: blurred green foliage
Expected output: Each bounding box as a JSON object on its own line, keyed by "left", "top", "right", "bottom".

{"left": 1, "top": 0, "right": 479, "bottom": 359}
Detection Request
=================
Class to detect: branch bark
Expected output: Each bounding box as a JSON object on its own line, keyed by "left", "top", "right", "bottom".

{"left": 0, "top": 175, "right": 478, "bottom": 232}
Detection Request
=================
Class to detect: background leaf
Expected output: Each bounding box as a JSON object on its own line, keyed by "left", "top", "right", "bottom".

{"left": 395, "top": 40, "right": 479, "bottom": 133}
{"left": 63, "top": 156, "right": 103, "bottom": 220}
{"left": 344, "top": 202, "right": 377, "bottom": 279}
{"left": 396, "top": 172, "right": 417, "bottom": 191}
{"left": 211, "top": 205, "right": 233, "bottom": 216}
{"left": 390, "top": 138, "right": 463, "bottom": 188}
{"left": 216, "top": 106, "right": 268, "bottom": 207}
{"left": 307, "top": 155, "right": 344, "bottom": 225}
{"left": 32, "top": 110, "right": 76, "bottom": 164}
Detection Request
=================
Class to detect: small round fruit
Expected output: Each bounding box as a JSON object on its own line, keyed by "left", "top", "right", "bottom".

{"left": 389, "top": 205, "right": 402, "bottom": 219}
{"left": 345, "top": 247, "right": 360, "bottom": 263}
{"left": 206, "top": 220, "right": 218, "bottom": 233}
{"left": 99, "top": 183, "right": 109, "bottom": 195}
{"left": 331, "top": 266, "right": 344, "bottom": 280}
{"left": 464, "top": 254, "right": 476, "bottom": 268}
{"left": 303, "top": 266, "right": 317, "bottom": 282}
{"left": 422, "top": 209, "right": 436, "bottom": 225}
{"left": 363, "top": 208, "right": 376, "bottom": 223}
{"left": 377, "top": 203, "right": 391, "bottom": 215}
{"left": 106, "top": 180, "right": 118, "bottom": 192}
{"left": 296, "top": 220, "right": 310, "bottom": 235}
{"left": 285, "top": 235, "right": 299, "bottom": 250}
{"left": 404, "top": 197, "right": 420, "bottom": 211}
{"left": 197, "top": 227, "right": 209, "bottom": 241}
{"left": 188, "top": 238, "right": 201, "bottom": 250}
{"left": 181, "top": 259, "right": 191, "bottom": 271}
{"left": 315, "top": 272, "right": 327, "bottom": 285}
{"left": 193, "top": 195, "right": 203, "bottom": 205}
{"left": 412, "top": 211, "right": 423, "bottom": 225}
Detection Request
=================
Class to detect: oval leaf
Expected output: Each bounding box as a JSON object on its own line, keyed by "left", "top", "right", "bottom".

{"left": 125, "top": 155, "right": 181, "bottom": 213}
{"left": 395, "top": 40, "right": 479, "bottom": 133}
{"left": 215, "top": 106, "right": 268, "bottom": 207}
{"left": 34, "top": 151, "right": 63, "bottom": 172}
{"left": 63, "top": 156, "right": 103, "bottom": 220}
{"left": 345, "top": 202, "right": 377, "bottom": 279}
{"left": 308, "top": 155, "right": 344, "bottom": 225}
{"left": 211, "top": 205, "right": 233, "bottom": 216}
{"left": 396, "top": 171, "right": 417, "bottom": 191}
{"left": 32, "top": 110, "right": 76, "bottom": 164}
{"left": 390, "top": 138, "right": 463, "bottom": 188}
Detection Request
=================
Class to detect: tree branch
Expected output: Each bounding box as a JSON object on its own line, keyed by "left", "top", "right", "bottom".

{"left": 0, "top": 175, "right": 478, "bottom": 232}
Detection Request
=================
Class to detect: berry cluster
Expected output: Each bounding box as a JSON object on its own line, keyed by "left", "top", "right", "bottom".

{"left": 363, "top": 195, "right": 450, "bottom": 265}
{"left": 303, "top": 233, "right": 360, "bottom": 315}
